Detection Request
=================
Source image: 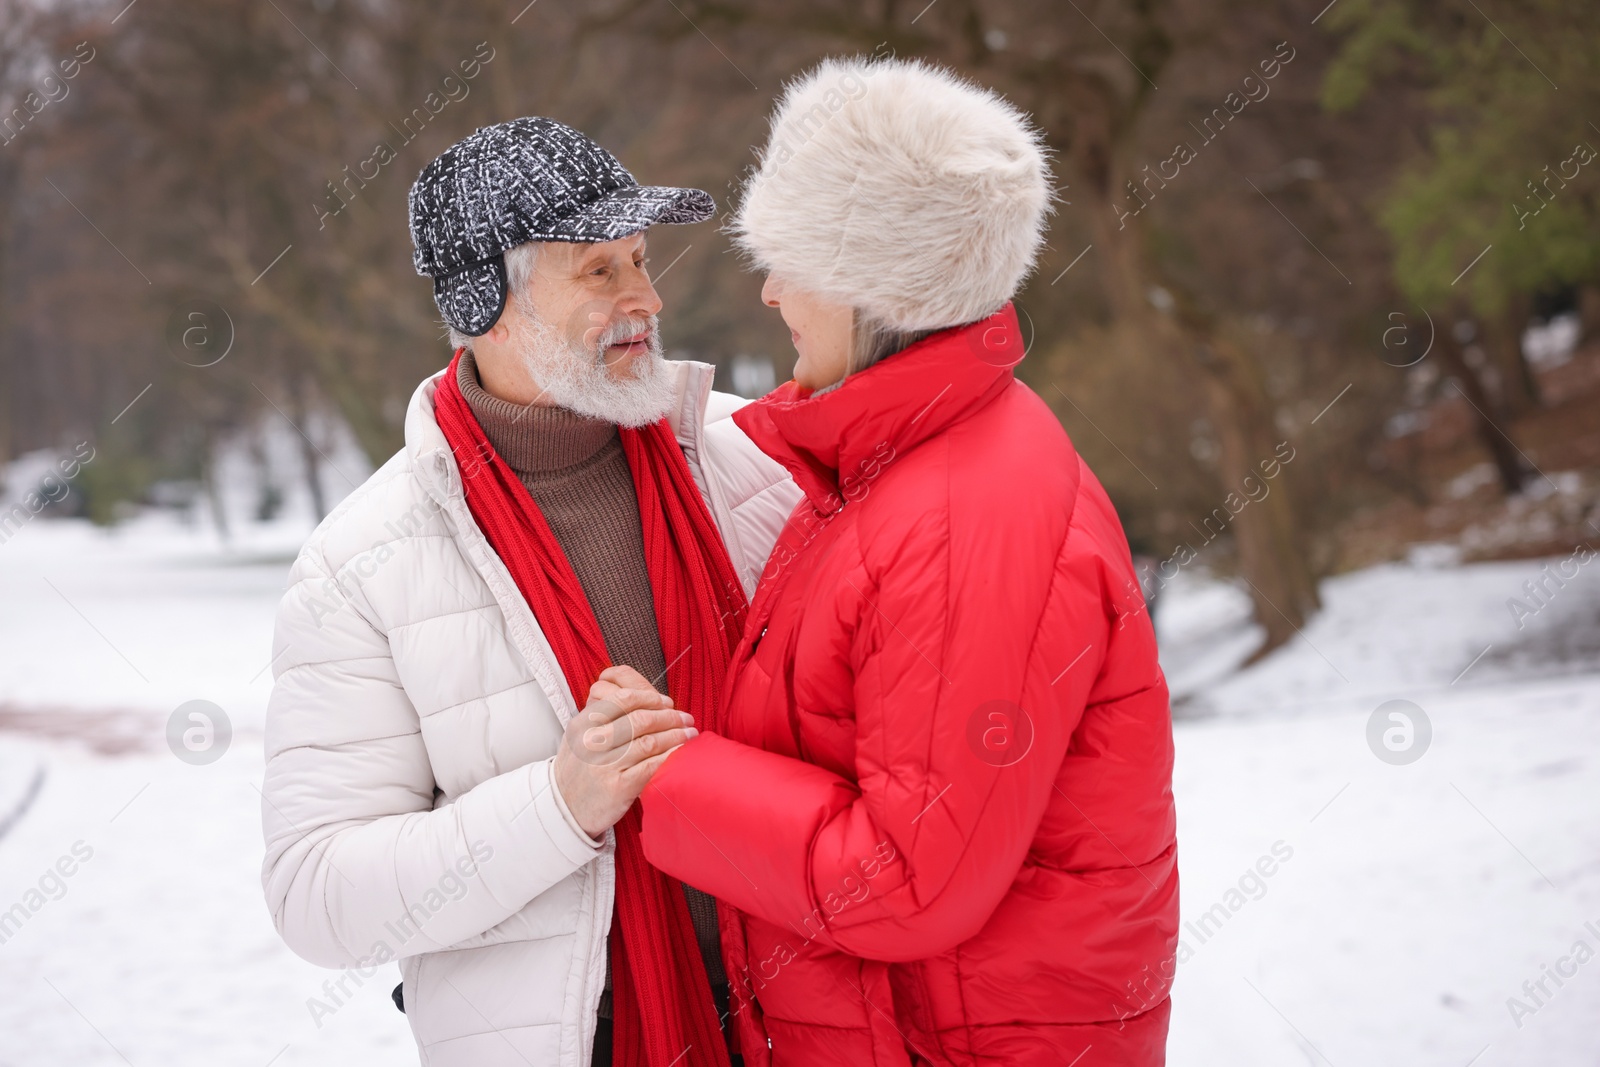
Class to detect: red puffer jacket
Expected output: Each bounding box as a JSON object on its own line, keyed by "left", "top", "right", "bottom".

{"left": 641, "top": 305, "right": 1178, "bottom": 1066}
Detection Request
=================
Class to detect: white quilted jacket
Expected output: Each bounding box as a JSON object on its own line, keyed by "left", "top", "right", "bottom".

{"left": 261, "top": 361, "right": 799, "bottom": 1066}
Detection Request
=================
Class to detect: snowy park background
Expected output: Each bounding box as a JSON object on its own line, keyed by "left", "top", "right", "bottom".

{"left": 4, "top": 0, "right": 1600, "bottom": 1063}
{"left": 1, "top": 427, "right": 1597, "bottom": 1067}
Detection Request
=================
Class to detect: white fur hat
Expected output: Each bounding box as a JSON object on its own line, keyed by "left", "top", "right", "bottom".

{"left": 731, "top": 56, "right": 1054, "bottom": 332}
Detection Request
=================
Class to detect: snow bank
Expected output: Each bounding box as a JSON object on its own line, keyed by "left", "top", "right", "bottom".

{"left": 0, "top": 510, "right": 1596, "bottom": 1064}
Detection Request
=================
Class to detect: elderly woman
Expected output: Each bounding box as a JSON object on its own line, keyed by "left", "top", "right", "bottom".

{"left": 636, "top": 57, "right": 1178, "bottom": 1066}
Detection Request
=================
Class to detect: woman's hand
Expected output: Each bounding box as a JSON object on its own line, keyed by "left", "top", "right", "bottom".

{"left": 552, "top": 665, "right": 695, "bottom": 839}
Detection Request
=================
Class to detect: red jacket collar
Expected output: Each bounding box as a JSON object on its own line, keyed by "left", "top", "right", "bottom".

{"left": 734, "top": 304, "right": 1023, "bottom": 515}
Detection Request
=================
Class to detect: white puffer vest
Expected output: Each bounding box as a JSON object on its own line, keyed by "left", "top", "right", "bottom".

{"left": 261, "top": 361, "right": 799, "bottom": 1066}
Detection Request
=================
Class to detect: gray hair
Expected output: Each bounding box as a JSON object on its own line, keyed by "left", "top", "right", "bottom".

{"left": 447, "top": 242, "right": 541, "bottom": 353}
{"left": 814, "top": 311, "right": 935, "bottom": 394}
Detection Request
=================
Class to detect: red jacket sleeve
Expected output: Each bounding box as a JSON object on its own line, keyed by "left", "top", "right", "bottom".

{"left": 641, "top": 517, "right": 1113, "bottom": 961}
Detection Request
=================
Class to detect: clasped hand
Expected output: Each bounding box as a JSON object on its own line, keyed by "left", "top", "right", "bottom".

{"left": 551, "top": 665, "right": 691, "bottom": 839}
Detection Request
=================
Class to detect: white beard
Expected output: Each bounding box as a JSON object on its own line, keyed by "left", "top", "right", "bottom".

{"left": 511, "top": 300, "right": 676, "bottom": 428}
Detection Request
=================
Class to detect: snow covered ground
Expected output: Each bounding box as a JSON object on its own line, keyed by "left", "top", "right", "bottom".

{"left": 1, "top": 497, "right": 1597, "bottom": 1064}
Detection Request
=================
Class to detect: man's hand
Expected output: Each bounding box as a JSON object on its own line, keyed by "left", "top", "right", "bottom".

{"left": 553, "top": 665, "right": 694, "bottom": 839}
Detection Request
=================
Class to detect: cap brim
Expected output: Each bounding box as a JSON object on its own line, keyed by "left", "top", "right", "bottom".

{"left": 432, "top": 255, "right": 508, "bottom": 338}
{"left": 541, "top": 185, "right": 715, "bottom": 242}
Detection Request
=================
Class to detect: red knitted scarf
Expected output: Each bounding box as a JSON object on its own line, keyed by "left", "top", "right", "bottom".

{"left": 434, "top": 352, "right": 743, "bottom": 1067}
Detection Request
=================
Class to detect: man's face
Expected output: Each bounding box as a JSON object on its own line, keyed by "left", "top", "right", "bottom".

{"left": 523, "top": 233, "right": 663, "bottom": 378}
{"left": 502, "top": 232, "right": 677, "bottom": 426}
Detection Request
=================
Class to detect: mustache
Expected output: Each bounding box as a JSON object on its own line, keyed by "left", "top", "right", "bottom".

{"left": 595, "top": 315, "right": 658, "bottom": 350}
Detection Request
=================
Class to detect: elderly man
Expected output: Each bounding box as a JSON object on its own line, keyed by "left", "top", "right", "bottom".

{"left": 261, "top": 118, "right": 798, "bottom": 1067}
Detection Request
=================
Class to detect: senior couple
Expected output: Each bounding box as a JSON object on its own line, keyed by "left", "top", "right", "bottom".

{"left": 261, "top": 56, "right": 1176, "bottom": 1067}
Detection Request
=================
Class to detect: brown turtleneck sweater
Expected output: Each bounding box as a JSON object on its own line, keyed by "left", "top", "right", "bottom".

{"left": 455, "top": 352, "right": 727, "bottom": 1028}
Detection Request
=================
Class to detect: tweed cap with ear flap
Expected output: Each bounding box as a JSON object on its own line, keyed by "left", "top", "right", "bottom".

{"left": 409, "top": 117, "right": 715, "bottom": 336}
{"left": 731, "top": 57, "right": 1054, "bottom": 332}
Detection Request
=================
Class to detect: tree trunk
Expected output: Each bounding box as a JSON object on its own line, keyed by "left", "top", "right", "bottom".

{"left": 1438, "top": 325, "right": 1529, "bottom": 495}
{"left": 1577, "top": 284, "right": 1600, "bottom": 347}
{"left": 1481, "top": 295, "right": 1541, "bottom": 414}
{"left": 0, "top": 151, "right": 18, "bottom": 475}
{"left": 1193, "top": 334, "right": 1321, "bottom": 656}
{"left": 201, "top": 425, "right": 231, "bottom": 543}
{"left": 290, "top": 370, "right": 328, "bottom": 522}
{"left": 1084, "top": 173, "right": 1320, "bottom": 655}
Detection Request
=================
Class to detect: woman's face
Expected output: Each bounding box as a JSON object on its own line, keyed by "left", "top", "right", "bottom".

{"left": 761, "top": 274, "right": 853, "bottom": 391}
